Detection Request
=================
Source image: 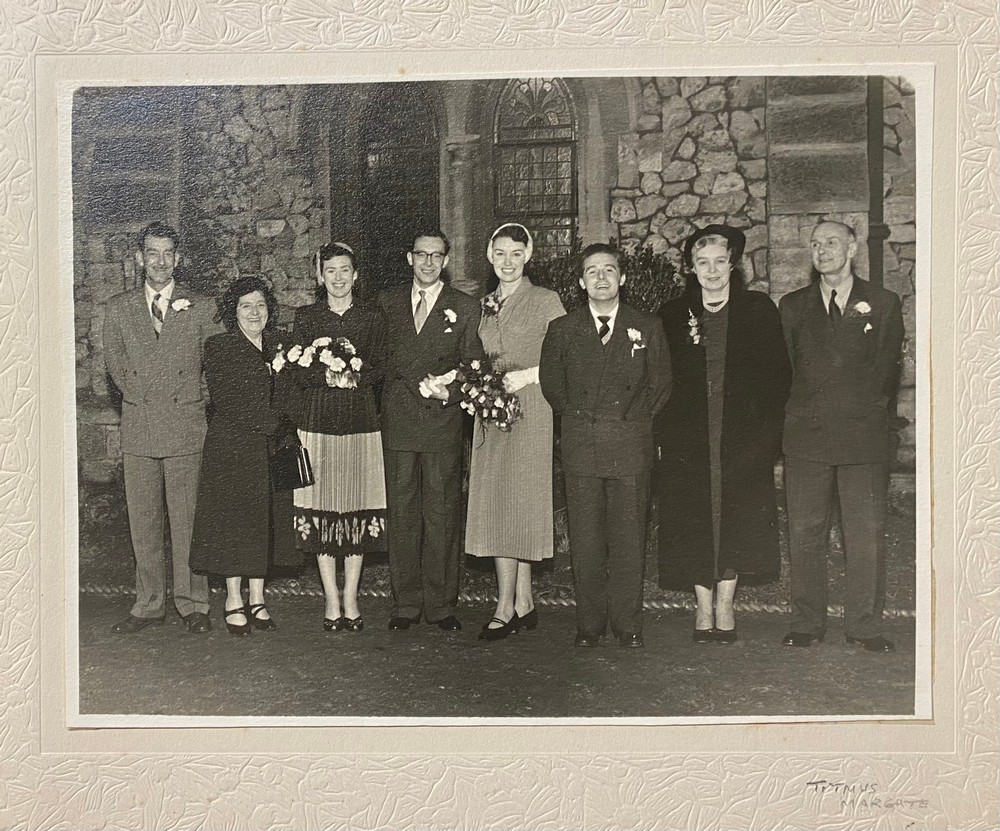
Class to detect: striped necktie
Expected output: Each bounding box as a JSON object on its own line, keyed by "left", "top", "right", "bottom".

{"left": 151, "top": 293, "right": 164, "bottom": 337}
{"left": 597, "top": 315, "right": 611, "bottom": 345}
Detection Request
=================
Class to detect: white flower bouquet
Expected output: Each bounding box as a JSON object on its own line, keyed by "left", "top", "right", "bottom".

{"left": 273, "top": 336, "right": 363, "bottom": 389}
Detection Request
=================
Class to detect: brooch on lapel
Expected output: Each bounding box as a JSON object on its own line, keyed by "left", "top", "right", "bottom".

{"left": 442, "top": 307, "right": 457, "bottom": 333}
{"left": 687, "top": 309, "right": 702, "bottom": 345}
{"left": 627, "top": 328, "right": 646, "bottom": 357}
{"left": 171, "top": 298, "right": 192, "bottom": 312}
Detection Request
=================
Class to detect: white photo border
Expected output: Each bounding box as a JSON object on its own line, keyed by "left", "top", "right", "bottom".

{"left": 6, "top": 7, "right": 994, "bottom": 831}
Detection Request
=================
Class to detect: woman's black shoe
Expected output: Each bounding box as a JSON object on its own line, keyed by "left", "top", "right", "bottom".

{"left": 344, "top": 616, "right": 364, "bottom": 632}
{"left": 246, "top": 603, "right": 277, "bottom": 631}
{"left": 224, "top": 606, "right": 251, "bottom": 637}
{"left": 478, "top": 613, "right": 519, "bottom": 641}
{"left": 692, "top": 627, "right": 715, "bottom": 644}
{"left": 714, "top": 628, "right": 738, "bottom": 644}
{"left": 323, "top": 616, "right": 346, "bottom": 632}
{"left": 517, "top": 608, "right": 538, "bottom": 631}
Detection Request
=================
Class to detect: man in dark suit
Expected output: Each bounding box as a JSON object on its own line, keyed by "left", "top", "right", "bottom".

{"left": 779, "top": 220, "right": 905, "bottom": 652}
{"left": 103, "top": 222, "right": 222, "bottom": 634}
{"left": 539, "top": 243, "right": 672, "bottom": 648}
{"left": 377, "top": 228, "right": 483, "bottom": 631}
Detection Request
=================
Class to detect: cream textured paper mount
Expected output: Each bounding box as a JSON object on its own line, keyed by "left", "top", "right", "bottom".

{"left": 6, "top": 3, "right": 996, "bottom": 831}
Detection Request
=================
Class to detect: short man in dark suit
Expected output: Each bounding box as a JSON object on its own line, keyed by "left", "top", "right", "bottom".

{"left": 377, "top": 228, "right": 484, "bottom": 631}
{"left": 103, "top": 222, "right": 223, "bottom": 634}
{"left": 539, "top": 243, "right": 672, "bottom": 648}
{"left": 779, "top": 220, "right": 904, "bottom": 652}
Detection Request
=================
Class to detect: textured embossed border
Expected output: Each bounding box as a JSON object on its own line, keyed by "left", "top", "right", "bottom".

{"left": 7, "top": 4, "right": 996, "bottom": 829}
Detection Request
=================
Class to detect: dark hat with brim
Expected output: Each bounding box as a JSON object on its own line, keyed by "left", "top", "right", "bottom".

{"left": 683, "top": 223, "right": 746, "bottom": 267}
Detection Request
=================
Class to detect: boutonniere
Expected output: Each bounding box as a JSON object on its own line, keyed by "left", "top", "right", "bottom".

{"left": 442, "top": 307, "right": 457, "bottom": 333}
{"left": 854, "top": 301, "right": 872, "bottom": 315}
{"left": 481, "top": 294, "right": 503, "bottom": 317}
{"left": 171, "top": 298, "right": 191, "bottom": 312}
{"left": 627, "top": 328, "right": 646, "bottom": 357}
{"left": 687, "top": 309, "right": 702, "bottom": 345}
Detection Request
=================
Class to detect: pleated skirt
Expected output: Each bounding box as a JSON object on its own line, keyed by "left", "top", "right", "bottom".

{"left": 293, "top": 429, "right": 387, "bottom": 556}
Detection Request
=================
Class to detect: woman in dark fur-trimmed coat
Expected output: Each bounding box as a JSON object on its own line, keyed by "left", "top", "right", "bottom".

{"left": 655, "top": 224, "right": 791, "bottom": 643}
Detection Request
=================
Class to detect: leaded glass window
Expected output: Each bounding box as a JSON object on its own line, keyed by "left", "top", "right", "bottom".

{"left": 494, "top": 78, "right": 578, "bottom": 259}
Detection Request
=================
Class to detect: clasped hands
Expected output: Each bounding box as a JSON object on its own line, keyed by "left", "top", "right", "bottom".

{"left": 419, "top": 369, "right": 457, "bottom": 401}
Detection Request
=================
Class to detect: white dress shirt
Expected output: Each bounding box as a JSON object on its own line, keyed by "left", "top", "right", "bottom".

{"left": 144, "top": 279, "right": 175, "bottom": 319}
{"left": 411, "top": 279, "right": 445, "bottom": 319}
{"left": 819, "top": 275, "right": 854, "bottom": 314}
{"left": 588, "top": 302, "right": 620, "bottom": 337}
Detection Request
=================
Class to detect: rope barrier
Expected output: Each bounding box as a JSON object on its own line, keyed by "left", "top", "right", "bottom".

{"left": 78, "top": 582, "right": 916, "bottom": 619}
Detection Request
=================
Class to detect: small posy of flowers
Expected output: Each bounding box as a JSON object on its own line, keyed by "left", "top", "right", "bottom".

{"left": 272, "top": 336, "right": 363, "bottom": 388}
{"left": 457, "top": 357, "right": 523, "bottom": 433}
{"left": 171, "top": 298, "right": 191, "bottom": 312}
{"left": 481, "top": 293, "right": 503, "bottom": 317}
{"left": 687, "top": 309, "right": 702, "bottom": 345}
{"left": 442, "top": 307, "right": 457, "bottom": 333}
{"left": 627, "top": 327, "right": 646, "bottom": 357}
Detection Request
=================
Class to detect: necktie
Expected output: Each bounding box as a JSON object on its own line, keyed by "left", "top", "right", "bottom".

{"left": 828, "top": 289, "right": 842, "bottom": 325}
{"left": 597, "top": 315, "right": 611, "bottom": 345}
{"left": 414, "top": 289, "right": 428, "bottom": 333}
{"left": 151, "top": 293, "right": 164, "bottom": 337}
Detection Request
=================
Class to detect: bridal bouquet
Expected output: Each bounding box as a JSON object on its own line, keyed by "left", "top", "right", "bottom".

{"left": 272, "top": 336, "right": 363, "bottom": 389}
{"left": 457, "top": 357, "right": 523, "bottom": 432}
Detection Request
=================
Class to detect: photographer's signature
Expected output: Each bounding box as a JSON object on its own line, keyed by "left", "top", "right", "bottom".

{"left": 805, "top": 779, "right": 931, "bottom": 822}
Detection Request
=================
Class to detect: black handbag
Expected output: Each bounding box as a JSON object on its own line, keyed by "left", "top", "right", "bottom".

{"left": 271, "top": 444, "right": 315, "bottom": 491}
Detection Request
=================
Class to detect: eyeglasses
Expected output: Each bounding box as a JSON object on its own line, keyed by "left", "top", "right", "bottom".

{"left": 411, "top": 250, "right": 446, "bottom": 264}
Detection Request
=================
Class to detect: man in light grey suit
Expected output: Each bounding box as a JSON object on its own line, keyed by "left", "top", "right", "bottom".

{"left": 103, "top": 222, "right": 222, "bottom": 634}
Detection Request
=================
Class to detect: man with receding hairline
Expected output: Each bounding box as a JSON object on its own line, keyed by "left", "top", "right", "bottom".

{"left": 779, "top": 220, "right": 904, "bottom": 653}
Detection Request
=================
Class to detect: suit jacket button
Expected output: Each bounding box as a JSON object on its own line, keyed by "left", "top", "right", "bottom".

{"left": 173, "top": 397, "right": 178, "bottom": 403}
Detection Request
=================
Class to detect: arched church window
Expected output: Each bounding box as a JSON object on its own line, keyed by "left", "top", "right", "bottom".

{"left": 494, "top": 78, "right": 577, "bottom": 259}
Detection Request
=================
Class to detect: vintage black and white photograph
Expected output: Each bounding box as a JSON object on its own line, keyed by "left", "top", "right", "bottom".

{"left": 69, "top": 73, "right": 927, "bottom": 723}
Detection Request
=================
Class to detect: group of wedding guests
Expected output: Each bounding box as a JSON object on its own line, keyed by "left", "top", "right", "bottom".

{"left": 103, "top": 216, "right": 903, "bottom": 652}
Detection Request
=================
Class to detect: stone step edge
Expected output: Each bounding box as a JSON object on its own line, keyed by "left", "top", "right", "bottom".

{"left": 79, "top": 583, "right": 916, "bottom": 619}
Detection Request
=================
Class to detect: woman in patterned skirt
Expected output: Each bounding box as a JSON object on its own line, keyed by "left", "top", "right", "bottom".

{"left": 284, "top": 242, "right": 387, "bottom": 632}
{"left": 466, "top": 223, "right": 566, "bottom": 640}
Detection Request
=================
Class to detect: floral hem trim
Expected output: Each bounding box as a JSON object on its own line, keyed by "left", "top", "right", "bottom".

{"left": 294, "top": 509, "right": 386, "bottom": 554}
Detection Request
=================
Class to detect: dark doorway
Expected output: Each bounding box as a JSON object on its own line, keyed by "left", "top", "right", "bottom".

{"left": 330, "top": 83, "right": 440, "bottom": 294}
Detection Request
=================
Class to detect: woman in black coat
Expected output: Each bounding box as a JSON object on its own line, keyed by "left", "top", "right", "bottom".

{"left": 190, "top": 275, "right": 298, "bottom": 636}
{"left": 655, "top": 225, "right": 791, "bottom": 643}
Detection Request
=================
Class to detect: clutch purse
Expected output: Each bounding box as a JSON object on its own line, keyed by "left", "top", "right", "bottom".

{"left": 271, "top": 444, "right": 315, "bottom": 491}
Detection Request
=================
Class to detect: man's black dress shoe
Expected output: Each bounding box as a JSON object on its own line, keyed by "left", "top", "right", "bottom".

{"left": 387, "top": 616, "right": 418, "bottom": 631}
{"left": 618, "top": 633, "right": 644, "bottom": 648}
{"left": 574, "top": 632, "right": 601, "bottom": 648}
{"left": 111, "top": 615, "right": 164, "bottom": 634}
{"left": 183, "top": 611, "right": 212, "bottom": 634}
{"left": 435, "top": 615, "right": 462, "bottom": 631}
{"left": 781, "top": 631, "right": 822, "bottom": 647}
{"left": 845, "top": 634, "right": 895, "bottom": 653}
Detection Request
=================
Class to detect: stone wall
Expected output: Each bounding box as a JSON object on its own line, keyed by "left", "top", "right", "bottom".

{"left": 612, "top": 77, "right": 770, "bottom": 291}
{"left": 74, "top": 86, "right": 327, "bottom": 487}
{"left": 183, "top": 86, "right": 325, "bottom": 312}
{"left": 883, "top": 76, "right": 918, "bottom": 470}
